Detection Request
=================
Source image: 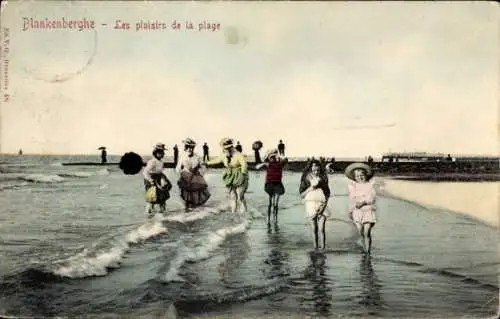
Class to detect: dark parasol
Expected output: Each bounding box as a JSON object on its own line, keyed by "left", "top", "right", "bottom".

{"left": 119, "top": 152, "right": 145, "bottom": 175}
{"left": 252, "top": 140, "right": 263, "bottom": 151}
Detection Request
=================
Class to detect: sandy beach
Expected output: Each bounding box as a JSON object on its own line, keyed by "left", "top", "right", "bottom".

{"left": 379, "top": 178, "right": 499, "bottom": 228}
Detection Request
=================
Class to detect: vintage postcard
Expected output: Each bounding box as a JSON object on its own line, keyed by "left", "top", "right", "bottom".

{"left": 0, "top": 1, "right": 498, "bottom": 318}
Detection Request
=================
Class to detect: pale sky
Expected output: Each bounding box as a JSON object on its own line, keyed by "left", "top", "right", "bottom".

{"left": 1, "top": 1, "right": 498, "bottom": 157}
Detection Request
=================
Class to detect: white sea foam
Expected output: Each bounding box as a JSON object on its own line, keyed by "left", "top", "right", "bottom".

{"left": 161, "top": 206, "right": 220, "bottom": 223}
{"left": 96, "top": 168, "right": 110, "bottom": 176}
{"left": 59, "top": 171, "right": 94, "bottom": 178}
{"left": 0, "top": 182, "right": 30, "bottom": 190}
{"left": 0, "top": 173, "right": 65, "bottom": 183}
{"left": 23, "top": 174, "right": 65, "bottom": 183}
{"left": 163, "top": 218, "right": 251, "bottom": 282}
{"left": 52, "top": 218, "right": 168, "bottom": 278}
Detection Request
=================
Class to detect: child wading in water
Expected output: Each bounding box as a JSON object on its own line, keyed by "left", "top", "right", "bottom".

{"left": 345, "top": 162, "right": 376, "bottom": 254}
{"left": 299, "top": 159, "right": 331, "bottom": 250}
{"left": 143, "top": 143, "right": 172, "bottom": 218}
{"left": 255, "top": 149, "right": 287, "bottom": 225}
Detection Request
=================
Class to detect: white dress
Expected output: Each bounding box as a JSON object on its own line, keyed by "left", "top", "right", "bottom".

{"left": 303, "top": 175, "right": 328, "bottom": 219}
{"left": 348, "top": 181, "right": 376, "bottom": 224}
{"left": 176, "top": 153, "right": 203, "bottom": 174}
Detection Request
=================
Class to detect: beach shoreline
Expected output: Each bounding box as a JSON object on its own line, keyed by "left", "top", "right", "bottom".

{"left": 377, "top": 178, "right": 499, "bottom": 228}
{"left": 378, "top": 173, "right": 500, "bottom": 182}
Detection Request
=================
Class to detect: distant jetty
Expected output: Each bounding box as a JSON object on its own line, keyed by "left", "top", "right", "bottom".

{"left": 61, "top": 158, "right": 500, "bottom": 181}
{"left": 63, "top": 162, "right": 117, "bottom": 166}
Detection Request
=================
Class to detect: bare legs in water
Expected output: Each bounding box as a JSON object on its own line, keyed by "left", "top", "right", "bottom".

{"left": 355, "top": 222, "right": 374, "bottom": 254}
{"left": 236, "top": 186, "right": 248, "bottom": 215}
{"left": 267, "top": 194, "right": 280, "bottom": 225}
{"left": 228, "top": 190, "right": 238, "bottom": 214}
{"left": 310, "top": 214, "right": 327, "bottom": 250}
{"left": 145, "top": 203, "right": 166, "bottom": 218}
{"left": 228, "top": 187, "right": 248, "bottom": 218}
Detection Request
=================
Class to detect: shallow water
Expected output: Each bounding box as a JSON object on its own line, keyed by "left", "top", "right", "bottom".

{"left": 0, "top": 155, "right": 498, "bottom": 318}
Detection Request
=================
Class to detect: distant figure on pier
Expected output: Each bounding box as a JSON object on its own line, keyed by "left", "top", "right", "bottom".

{"left": 173, "top": 144, "right": 179, "bottom": 166}
{"left": 278, "top": 140, "right": 285, "bottom": 157}
{"left": 18, "top": 149, "right": 23, "bottom": 156}
{"left": 203, "top": 143, "right": 209, "bottom": 162}
{"left": 98, "top": 147, "right": 107, "bottom": 164}
{"left": 446, "top": 154, "right": 453, "bottom": 162}
{"left": 235, "top": 141, "right": 243, "bottom": 153}
{"left": 367, "top": 156, "right": 373, "bottom": 165}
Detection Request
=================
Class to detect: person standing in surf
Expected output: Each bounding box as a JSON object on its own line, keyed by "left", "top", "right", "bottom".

{"left": 203, "top": 142, "right": 210, "bottom": 162}
{"left": 255, "top": 149, "right": 287, "bottom": 225}
{"left": 299, "top": 159, "right": 331, "bottom": 250}
{"left": 345, "top": 162, "right": 376, "bottom": 254}
{"left": 176, "top": 138, "right": 211, "bottom": 211}
{"left": 204, "top": 138, "right": 249, "bottom": 217}
{"left": 99, "top": 147, "right": 107, "bottom": 164}
{"left": 143, "top": 143, "right": 172, "bottom": 217}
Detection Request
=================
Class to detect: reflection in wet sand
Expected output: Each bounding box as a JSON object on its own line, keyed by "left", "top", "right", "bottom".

{"left": 358, "top": 254, "right": 384, "bottom": 316}
{"left": 303, "top": 252, "right": 333, "bottom": 317}
{"left": 262, "top": 224, "right": 291, "bottom": 311}
{"left": 217, "top": 233, "right": 251, "bottom": 287}
{"left": 263, "top": 224, "right": 291, "bottom": 280}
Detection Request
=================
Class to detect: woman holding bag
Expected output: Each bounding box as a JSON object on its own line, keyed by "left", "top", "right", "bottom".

{"left": 143, "top": 143, "right": 172, "bottom": 217}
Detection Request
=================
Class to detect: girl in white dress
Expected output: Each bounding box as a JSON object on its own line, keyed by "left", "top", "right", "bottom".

{"left": 176, "top": 138, "right": 211, "bottom": 211}
{"left": 345, "top": 162, "right": 376, "bottom": 254}
{"left": 299, "top": 159, "right": 331, "bottom": 250}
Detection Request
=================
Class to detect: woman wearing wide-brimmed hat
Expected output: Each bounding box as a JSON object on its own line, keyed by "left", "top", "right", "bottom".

{"left": 255, "top": 148, "right": 287, "bottom": 225}
{"left": 345, "top": 162, "right": 376, "bottom": 254}
{"left": 204, "top": 137, "right": 249, "bottom": 216}
{"left": 299, "top": 159, "right": 331, "bottom": 250}
{"left": 175, "top": 138, "right": 211, "bottom": 211}
{"left": 143, "top": 143, "right": 172, "bottom": 217}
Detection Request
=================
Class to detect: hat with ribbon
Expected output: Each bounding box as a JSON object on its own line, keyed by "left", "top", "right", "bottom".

{"left": 344, "top": 162, "right": 374, "bottom": 181}
{"left": 220, "top": 137, "right": 234, "bottom": 150}
{"left": 182, "top": 138, "right": 196, "bottom": 147}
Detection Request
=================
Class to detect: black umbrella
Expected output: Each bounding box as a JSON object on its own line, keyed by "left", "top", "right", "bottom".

{"left": 119, "top": 152, "right": 145, "bottom": 175}
{"left": 98, "top": 146, "right": 106, "bottom": 150}
{"left": 252, "top": 141, "right": 263, "bottom": 151}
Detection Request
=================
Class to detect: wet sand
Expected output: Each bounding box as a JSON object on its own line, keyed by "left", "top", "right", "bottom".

{"left": 379, "top": 178, "right": 499, "bottom": 228}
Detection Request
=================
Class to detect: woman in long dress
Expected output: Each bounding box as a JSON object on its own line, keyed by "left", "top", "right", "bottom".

{"left": 345, "top": 162, "right": 376, "bottom": 254}
{"left": 176, "top": 138, "right": 211, "bottom": 211}
{"left": 299, "top": 159, "right": 331, "bottom": 250}
{"left": 143, "top": 143, "right": 172, "bottom": 217}
{"left": 205, "top": 138, "right": 249, "bottom": 216}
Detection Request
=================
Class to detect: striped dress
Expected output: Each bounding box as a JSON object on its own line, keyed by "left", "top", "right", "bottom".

{"left": 264, "top": 160, "right": 285, "bottom": 195}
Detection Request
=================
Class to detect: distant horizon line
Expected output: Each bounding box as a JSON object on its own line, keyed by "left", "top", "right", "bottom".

{"left": 1, "top": 152, "right": 499, "bottom": 158}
